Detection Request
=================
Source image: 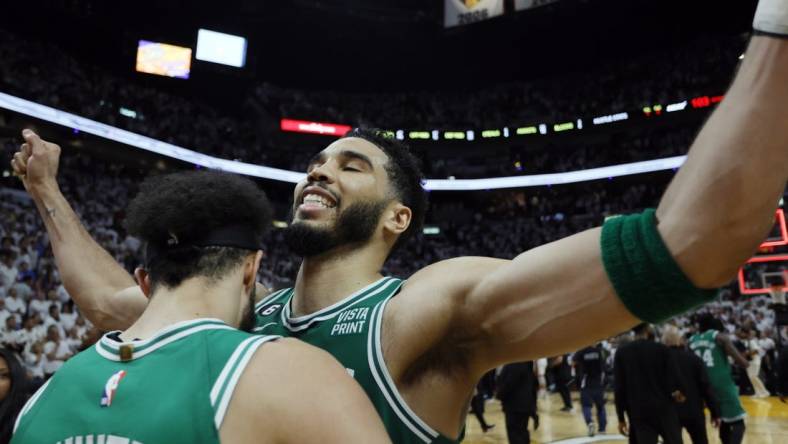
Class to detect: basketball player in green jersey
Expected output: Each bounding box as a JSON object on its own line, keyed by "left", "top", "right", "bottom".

{"left": 11, "top": 4, "right": 788, "bottom": 441}
{"left": 10, "top": 169, "right": 390, "bottom": 443}
{"left": 689, "top": 314, "right": 750, "bottom": 444}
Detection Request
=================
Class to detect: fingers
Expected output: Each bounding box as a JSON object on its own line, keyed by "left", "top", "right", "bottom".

{"left": 11, "top": 152, "right": 28, "bottom": 177}
{"left": 23, "top": 129, "right": 48, "bottom": 156}
{"left": 20, "top": 128, "right": 62, "bottom": 162}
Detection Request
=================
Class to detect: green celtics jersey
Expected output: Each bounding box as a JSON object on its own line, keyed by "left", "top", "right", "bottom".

{"left": 13, "top": 319, "right": 278, "bottom": 444}
{"left": 254, "top": 276, "right": 458, "bottom": 444}
{"left": 688, "top": 329, "right": 746, "bottom": 422}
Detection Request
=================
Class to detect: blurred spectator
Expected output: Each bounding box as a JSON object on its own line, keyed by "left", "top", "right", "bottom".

{"left": 662, "top": 325, "right": 720, "bottom": 444}
{"left": 614, "top": 324, "right": 684, "bottom": 444}
{"left": 0, "top": 348, "right": 29, "bottom": 444}
{"left": 573, "top": 343, "right": 608, "bottom": 436}
{"left": 497, "top": 361, "right": 538, "bottom": 444}
{"left": 42, "top": 325, "right": 71, "bottom": 378}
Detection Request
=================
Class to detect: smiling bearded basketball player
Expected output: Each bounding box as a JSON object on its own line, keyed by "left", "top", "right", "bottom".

{"left": 11, "top": 2, "right": 788, "bottom": 442}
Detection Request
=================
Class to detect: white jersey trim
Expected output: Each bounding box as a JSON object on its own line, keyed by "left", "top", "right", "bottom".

{"left": 96, "top": 324, "right": 234, "bottom": 362}
{"left": 254, "top": 288, "right": 289, "bottom": 311}
{"left": 14, "top": 379, "right": 52, "bottom": 434}
{"left": 210, "top": 335, "right": 264, "bottom": 404}
{"left": 213, "top": 335, "right": 280, "bottom": 430}
{"left": 372, "top": 297, "right": 440, "bottom": 439}
{"left": 282, "top": 278, "right": 400, "bottom": 332}
{"left": 721, "top": 412, "right": 747, "bottom": 422}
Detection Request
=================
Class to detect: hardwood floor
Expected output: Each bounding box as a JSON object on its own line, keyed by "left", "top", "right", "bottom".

{"left": 462, "top": 393, "right": 788, "bottom": 443}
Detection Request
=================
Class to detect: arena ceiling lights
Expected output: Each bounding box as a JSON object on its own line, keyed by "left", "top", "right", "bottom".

{"left": 0, "top": 91, "right": 688, "bottom": 191}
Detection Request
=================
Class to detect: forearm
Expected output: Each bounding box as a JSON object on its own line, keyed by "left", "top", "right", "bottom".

{"left": 31, "top": 183, "right": 136, "bottom": 326}
{"left": 657, "top": 36, "right": 788, "bottom": 288}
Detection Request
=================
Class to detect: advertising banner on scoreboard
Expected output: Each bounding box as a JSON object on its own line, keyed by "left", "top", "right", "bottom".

{"left": 514, "top": 0, "right": 560, "bottom": 11}
{"left": 444, "top": 0, "right": 504, "bottom": 28}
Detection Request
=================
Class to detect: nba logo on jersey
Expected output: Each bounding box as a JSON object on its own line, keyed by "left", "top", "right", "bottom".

{"left": 100, "top": 370, "right": 127, "bottom": 407}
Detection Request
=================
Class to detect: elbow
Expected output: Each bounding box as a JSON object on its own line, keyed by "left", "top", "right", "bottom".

{"left": 79, "top": 303, "right": 128, "bottom": 332}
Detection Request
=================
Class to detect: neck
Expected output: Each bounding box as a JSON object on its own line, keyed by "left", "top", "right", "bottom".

{"left": 120, "top": 278, "right": 240, "bottom": 341}
{"left": 292, "top": 241, "right": 387, "bottom": 316}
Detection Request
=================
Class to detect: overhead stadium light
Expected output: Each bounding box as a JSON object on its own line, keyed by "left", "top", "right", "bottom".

{"left": 0, "top": 91, "right": 687, "bottom": 191}
{"left": 196, "top": 29, "right": 247, "bottom": 68}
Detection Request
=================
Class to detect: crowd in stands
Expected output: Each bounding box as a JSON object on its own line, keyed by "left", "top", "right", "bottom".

{"left": 0, "top": 26, "right": 740, "bottom": 180}
{"left": 0, "top": 27, "right": 784, "bottom": 433}
{"left": 1, "top": 134, "right": 786, "bottom": 389}
{"left": 260, "top": 34, "right": 746, "bottom": 129}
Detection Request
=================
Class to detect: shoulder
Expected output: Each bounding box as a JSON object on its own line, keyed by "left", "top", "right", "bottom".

{"left": 235, "top": 338, "right": 356, "bottom": 417}
{"left": 242, "top": 338, "right": 349, "bottom": 394}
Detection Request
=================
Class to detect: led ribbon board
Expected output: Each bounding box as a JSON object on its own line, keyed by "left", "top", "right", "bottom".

{"left": 0, "top": 91, "right": 688, "bottom": 191}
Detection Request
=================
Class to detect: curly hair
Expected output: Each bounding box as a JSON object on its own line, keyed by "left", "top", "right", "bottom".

{"left": 124, "top": 171, "right": 272, "bottom": 290}
{"left": 342, "top": 128, "right": 428, "bottom": 251}
{"left": 696, "top": 313, "right": 724, "bottom": 333}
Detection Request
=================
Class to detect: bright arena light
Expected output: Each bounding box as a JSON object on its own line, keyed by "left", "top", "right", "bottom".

{"left": 0, "top": 91, "right": 687, "bottom": 191}
{"left": 196, "top": 29, "right": 247, "bottom": 68}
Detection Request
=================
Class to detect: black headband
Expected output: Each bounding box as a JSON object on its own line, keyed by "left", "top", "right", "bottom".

{"left": 143, "top": 224, "right": 262, "bottom": 267}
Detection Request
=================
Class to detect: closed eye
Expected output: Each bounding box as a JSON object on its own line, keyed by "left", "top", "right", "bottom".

{"left": 343, "top": 167, "right": 361, "bottom": 172}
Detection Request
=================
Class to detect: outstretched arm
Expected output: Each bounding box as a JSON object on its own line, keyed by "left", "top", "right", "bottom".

{"left": 11, "top": 130, "right": 147, "bottom": 330}
{"left": 396, "top": 32, "right": 788, "bottom": 375}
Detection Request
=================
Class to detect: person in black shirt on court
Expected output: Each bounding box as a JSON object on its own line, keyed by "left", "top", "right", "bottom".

{"left": 662, "top": 325, "right": 721, "bottom": 444}
{"left": 549, "top": 355, "right": 574, "bottom": 411}
{"left": 497, "top": 361, "right": 539, "bottom": 444}
{"left": 573, "top": 343, "right": 608, "bottom": 437}
{"left": 614, "top": 324, "right": 685, "bottom": 444}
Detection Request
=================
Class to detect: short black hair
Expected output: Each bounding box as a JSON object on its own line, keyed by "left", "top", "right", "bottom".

{"left": 342, "top": 128, "right": 427, "bottom": 251}
{"left": 696, "top": 313, "right": 723, "bottom": 333}
{"left": 124, "top": 171, "right": 272, "bottom": 290}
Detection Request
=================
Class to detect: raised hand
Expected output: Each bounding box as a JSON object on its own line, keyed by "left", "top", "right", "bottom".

{"left": 10, "top": 129, "right": 62, "bottom": 196}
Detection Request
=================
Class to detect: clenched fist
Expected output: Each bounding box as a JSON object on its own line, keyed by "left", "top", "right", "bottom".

{"left": 10, "top": 129, "right": 62, "bottom": 196}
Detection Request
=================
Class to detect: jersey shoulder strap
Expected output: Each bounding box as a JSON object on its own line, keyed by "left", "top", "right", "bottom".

{"left": 208, "top": 331, "right": 280, "bottom": 429}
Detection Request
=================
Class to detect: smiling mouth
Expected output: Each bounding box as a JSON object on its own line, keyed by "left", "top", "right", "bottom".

{"left": 301, "top": 193, "right": 336, "bottom": 209}
{"left": 298, "top": 186, "right": 339, "bottom": 211}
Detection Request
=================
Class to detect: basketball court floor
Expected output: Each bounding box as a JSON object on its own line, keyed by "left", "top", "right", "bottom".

{"left": 463, "top": 393, "right": 788, "bottom": 443}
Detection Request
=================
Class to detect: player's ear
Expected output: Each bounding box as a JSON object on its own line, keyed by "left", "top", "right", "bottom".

{"left": 243, "top": 251, "right": 263, "bottom": 290}
{"left": 383, "top": 202, "right": 411, "bottom": 237}
{"left": 134, "top": 267, "right": 153, "bottom": 299}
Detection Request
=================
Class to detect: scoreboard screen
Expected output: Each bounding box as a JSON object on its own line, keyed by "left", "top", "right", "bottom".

{"left": 135, "top": 40, "right": 192, "bottom": 79}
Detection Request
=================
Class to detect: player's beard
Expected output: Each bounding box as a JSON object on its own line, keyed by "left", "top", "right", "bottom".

{"left": 284, "top": 199, "right": 388, "bottom": 257}
{"left": 238, "top": 283, "right": 256, "bottom": 333}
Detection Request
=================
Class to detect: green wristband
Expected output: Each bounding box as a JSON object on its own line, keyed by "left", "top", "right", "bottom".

{"left": 600, "top": 209, "right": 718, "bottom": 323}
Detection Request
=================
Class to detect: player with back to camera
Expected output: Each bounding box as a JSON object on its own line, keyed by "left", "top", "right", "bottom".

{"left": 11, "top": 1, "right": 788, "bottom": 442}
{"left": 10, "top": 170, "right": 390, "bottom": 444}
{"left": 689, "top": 314, "right": 750, "bottom": 444}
